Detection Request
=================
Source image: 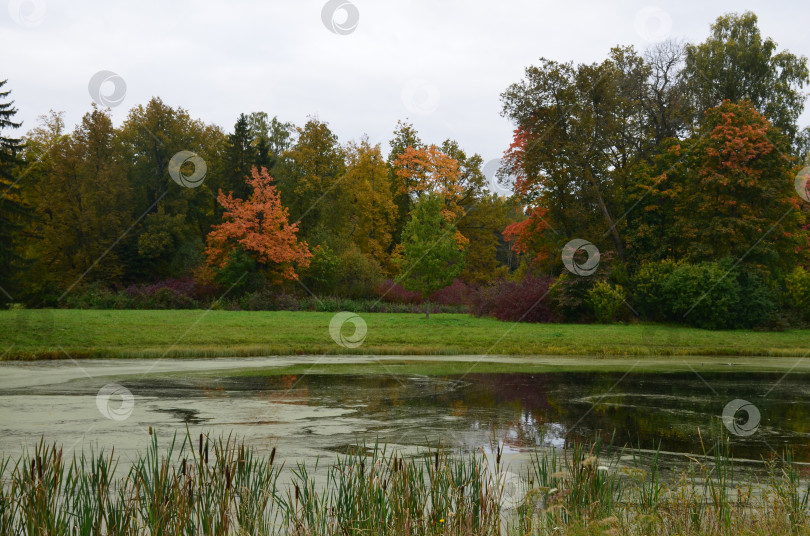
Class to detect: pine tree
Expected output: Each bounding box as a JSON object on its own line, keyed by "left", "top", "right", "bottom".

{"left": 0, "top": 79, "right": 28, "bottom": 303}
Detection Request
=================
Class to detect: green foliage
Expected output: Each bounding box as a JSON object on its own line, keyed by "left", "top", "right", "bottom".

{"left": 785, "top": 267, "right": 810, "bottom": 320}
{"left": 586, "top": 282, "right": 626, "bottom": 324}
{"left": 683, "top": 11, "right": 809, "bottom": 142}
{"left": 398, "top": 194, "right": 465, "bottom": 316}
{"left": 214, "top": 247, "right": 260, "bottom": 294}
{"left": 631, "top": 260, "right": 681, "bottom": 321}
{"left": 335, "top": 245, "right": 384, "bottom": 299}
{"left": 303, "top": 244, "right": 340, "bottom": 295}
{"left": 662, "top": 261, "right": 741, "bottom": 330}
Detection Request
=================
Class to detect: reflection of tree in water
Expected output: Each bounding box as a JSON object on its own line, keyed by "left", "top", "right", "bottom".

{"left": 228, "top": 372, "right": 810, "bottom": 462}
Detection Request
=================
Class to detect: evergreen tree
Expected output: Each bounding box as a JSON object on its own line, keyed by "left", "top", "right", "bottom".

{"left": 0, "top": 79, "right": 28, "bottom": 303}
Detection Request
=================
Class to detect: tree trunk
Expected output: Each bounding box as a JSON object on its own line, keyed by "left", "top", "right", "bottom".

{"left": 425, "top": 298, "right": 430, "bottom": 319}
{"left": 586, "top": 168, "right": 625, "bottom": 261}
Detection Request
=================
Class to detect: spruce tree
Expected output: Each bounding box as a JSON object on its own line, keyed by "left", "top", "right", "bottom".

{"left": 0, "top": 79, "right": 28, "bottom": 304}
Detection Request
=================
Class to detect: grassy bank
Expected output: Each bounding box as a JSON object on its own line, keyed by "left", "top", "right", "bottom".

{"left": 3, "top": 432, "right": 808, "bottom": 535}
{"left": 1, "top": 309, "right": 809, "bottom": 361}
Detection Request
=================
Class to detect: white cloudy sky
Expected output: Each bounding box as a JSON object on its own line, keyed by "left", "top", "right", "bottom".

{"left": 2, "top": 0, "right": 808, "bottom": 164}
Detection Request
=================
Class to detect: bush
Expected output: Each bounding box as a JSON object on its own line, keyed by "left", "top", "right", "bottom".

{"left": 241, "top": 290, "right": 302, "bottom": 311}
{"left": 631, "top": 259, "right": 680, "bottom": 321}
{"left": 661, "top": 261, "right": 741, "bottom": 330}
{"left": 784, "top": 267, "right": 810, "bottom": 321}
{"left": 375, "top": 279, "right": 422, "bottom": 304}
{"left": 336, "top": 246, "right": 384, "bottom": 299}
{"left": 472, "top": 275, "right": 556, "bottom": 323}
{"left": 430, "top": 278, "right": 475, "bottom": 306}
{"left": 586, "top": 281, "right": 626, "bottom": 323}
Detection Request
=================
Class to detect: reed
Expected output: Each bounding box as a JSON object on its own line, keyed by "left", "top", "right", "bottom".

{"left": 0, "top": 431, "right": 808, "bottom": 535}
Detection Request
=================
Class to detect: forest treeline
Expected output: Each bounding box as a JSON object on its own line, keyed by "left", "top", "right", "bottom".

{"left": 1, "top": 12, "right": 809, "bottom": 328}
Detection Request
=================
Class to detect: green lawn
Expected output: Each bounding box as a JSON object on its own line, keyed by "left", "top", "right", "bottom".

{"left": 0, "top": 309, "right": 808, "bottom": 361}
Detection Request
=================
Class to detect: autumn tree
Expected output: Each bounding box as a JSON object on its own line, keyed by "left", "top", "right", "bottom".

{"left": 398, "top": 194, "right": 465, "bottom": 318}
{"left": 280, "top": 118, "right": 346, "bottom": 247}
{"left": 23, "top": 108, "right": 132, "bottom": 287}
{"left": 626, "top": 101, "right": 805, "bottom": 272}
{"left": 683, "top": 11, "right": 809, "bottom": 143}
{"left": 339, "top": 137, "right": 397, "bottom": 266}
{"left": 394, "top": 145, "right": 468, "bottom": 248}
{"left": 206, "top": 166, "right": 311, "bottom": 283}
{"left": 387, "top": 121, "right": 423, "bottom": 246}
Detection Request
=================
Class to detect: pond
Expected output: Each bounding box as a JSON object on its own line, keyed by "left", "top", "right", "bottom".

{"left": 1, "top": 356, "right": 808, "bottom": 477}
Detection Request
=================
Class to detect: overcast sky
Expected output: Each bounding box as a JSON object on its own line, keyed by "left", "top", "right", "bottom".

{"left": 2, "top": 0, "right": 809, "bottom": 168}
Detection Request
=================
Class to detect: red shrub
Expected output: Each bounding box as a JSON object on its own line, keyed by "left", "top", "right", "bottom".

{"left": 472, "top": 276, "right": 557, "bottom": 323}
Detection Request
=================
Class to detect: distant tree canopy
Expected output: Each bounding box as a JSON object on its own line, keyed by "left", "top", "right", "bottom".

{"left": 0, "top": 11, "right": 808, "bottom": 327}
{"left": 501, "top": 11, "right": 809, "bottom": 280}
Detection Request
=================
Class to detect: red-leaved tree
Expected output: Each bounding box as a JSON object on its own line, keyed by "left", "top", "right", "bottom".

{"left": 206, "top": 166, "right": 312, "bottom": 281}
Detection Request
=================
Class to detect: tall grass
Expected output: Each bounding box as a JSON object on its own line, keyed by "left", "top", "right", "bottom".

{"left": 1, "top": 431, "right": 808, "bottom": 535}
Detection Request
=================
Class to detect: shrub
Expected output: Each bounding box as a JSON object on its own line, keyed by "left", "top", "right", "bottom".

{"left": 586, "top": 281, "right": 626, "bottom": 323}
{"left": 241, "top": 290, "right": 302, "bottom": 311}
{"left": 661, "top": 261, "right": 741, "bottom": 330}
{"left": 631, "top": 259, "right": 680, "bottom": 321}
{"left": 336, "top": 246, "right": 384, "bottom": 299}
{"left": 472, "top": 275, "right": 556, "bottom": 323}
{"left": 375, "top": 279, "right": 422, "bottom": 304}
{"left": 784, "top": 267, "right": 810, "bottom": 321}
{"left": 430, "top": 278, "right": 475, "bottom": 306}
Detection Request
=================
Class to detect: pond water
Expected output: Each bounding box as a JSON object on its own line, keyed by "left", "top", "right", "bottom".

{"left": 1, "top": 356, "right": 808, "bottom": 477}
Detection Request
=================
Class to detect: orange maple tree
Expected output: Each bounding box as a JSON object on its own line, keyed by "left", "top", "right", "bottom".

{"left": 393, "top": 145, "right": 468, "bottom": 247}
{"left": 205, "top": 166, "right": 312, "bottom": 280}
